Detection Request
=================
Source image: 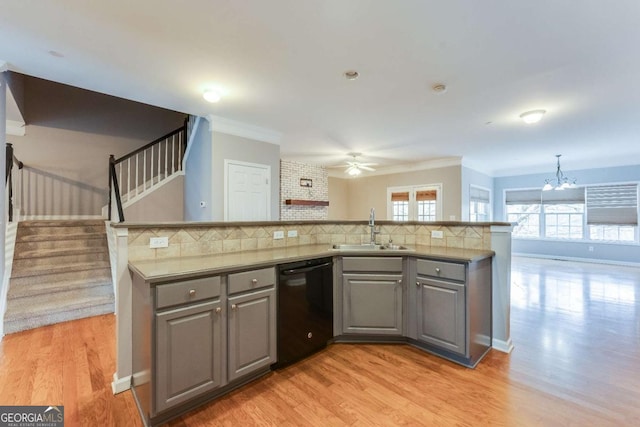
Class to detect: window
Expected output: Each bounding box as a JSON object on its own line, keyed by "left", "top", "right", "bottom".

{"left": 417, "top": 190, "right": 437, "bottom": 221}
{"left": 387, "top": 184, "right": 442, "bottom": 221}
{"left": 505, "top": 183, "right": 639, "bottom": 244}
{"left": 507, "top": 204, "right": 541, "bottom": 238}
{"left": 469, "top": 186, "right": 491, "bottom": 222}
{"left": 586, "top": 184, "right": 638, "bottom": 242}
{"left": 544, "top": 204, "right": 584, "bottom": 239}
{"left": 391, "top": 192, "right": 409, "bottom": 221}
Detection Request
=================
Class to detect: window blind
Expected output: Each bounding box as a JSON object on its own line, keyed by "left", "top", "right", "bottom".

{"left": 416, "top": 190, "right": 437, "bottom": 201}
{"left": 391, "top": 192, "right": 410, "bottom": 202}
{"left": 470, "top": 187, "right": 490, "bottom": 203}
{"left": 505, "top": 189, "right": 542, "bottom": 205}
{"left": 586, "top": 184, "right": 638, "bottom": 225}
{"left": 540, "top": 187, "right": 585, "bottom": 205}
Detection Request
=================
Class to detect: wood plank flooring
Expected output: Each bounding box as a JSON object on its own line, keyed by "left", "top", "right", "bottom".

{"left": 1, "top": 256, "right": 640, "bottom": 426}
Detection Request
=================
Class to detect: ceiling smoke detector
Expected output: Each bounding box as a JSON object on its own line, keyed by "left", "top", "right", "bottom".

{"left": 432, "top": 83, "right": 447, "bottom": 94}
{"left": 344, "top": 70, "right": 360, "bottom": 80}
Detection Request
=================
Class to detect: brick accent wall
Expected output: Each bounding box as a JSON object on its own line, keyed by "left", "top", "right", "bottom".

{"left": 280, "top": 160, "right": 328, "bottom": 221}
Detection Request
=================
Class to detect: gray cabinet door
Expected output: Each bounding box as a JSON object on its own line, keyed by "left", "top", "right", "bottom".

{"left": 228, "top": 286, "right": 276, "bottom": 382}
{"left": 417, "top": 277, "right": 466, "bottom": 355}
{"left": 342, "top": 273, "right": 404, "bottom": 335}
{"left": 155, "top": 300, "right": 223, "bottom": 413}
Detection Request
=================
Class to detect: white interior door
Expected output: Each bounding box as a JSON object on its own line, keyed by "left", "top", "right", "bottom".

{"left": 225, "top": 160, "right": 271, "bottom": 221}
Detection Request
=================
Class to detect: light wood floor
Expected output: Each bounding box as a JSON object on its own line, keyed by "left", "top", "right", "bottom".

{"left": 1, "top": 257, "right": 639, "bottom": 426}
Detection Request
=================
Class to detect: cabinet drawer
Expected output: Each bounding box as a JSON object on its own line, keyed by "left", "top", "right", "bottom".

{"left": 342, "top": 257, "right": 403, "bottom": 273}
{"left": 228, "top": 267, "right": 276, "bottom": 295}
{"left": 156, "top": 276, "right": 221, "bottom": 309}
{"left": 417, "top": 259, "right": 466, "bottom": 282}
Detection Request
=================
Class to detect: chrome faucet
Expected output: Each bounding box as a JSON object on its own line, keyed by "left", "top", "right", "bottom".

{"left": 369, "top": 208, "right": 379, "bottom": 244}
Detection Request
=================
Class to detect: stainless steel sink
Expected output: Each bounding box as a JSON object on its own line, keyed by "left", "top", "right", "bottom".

{"left": 331, "top": 244, "right": 412, "bottom": 251}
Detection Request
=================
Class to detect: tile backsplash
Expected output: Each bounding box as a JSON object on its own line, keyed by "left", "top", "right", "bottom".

{"left": 126, "top": 222, "right": 492, "bottom": 261}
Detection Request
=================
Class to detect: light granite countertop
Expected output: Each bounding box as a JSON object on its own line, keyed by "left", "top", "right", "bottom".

{"left": 129, "top": 244, "right": 494, "bottom": 284}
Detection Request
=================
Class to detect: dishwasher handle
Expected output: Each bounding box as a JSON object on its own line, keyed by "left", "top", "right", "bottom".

{"left": 280, "top": 262, "right": 332, "bottom": 276}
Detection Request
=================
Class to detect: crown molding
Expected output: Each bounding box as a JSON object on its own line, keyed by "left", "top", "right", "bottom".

{"left": 205, "top": 114, "right": 282, "bottom": 145}
{"left": 328, "top": 156, "right": 463, "bottom": 178}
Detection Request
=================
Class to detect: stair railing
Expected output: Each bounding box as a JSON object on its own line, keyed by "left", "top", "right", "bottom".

{"left": 108, "top": 117, "right": 189, "bottom": 222}
{"left": 5, "top": 143, "right": 24, "bottom": 223}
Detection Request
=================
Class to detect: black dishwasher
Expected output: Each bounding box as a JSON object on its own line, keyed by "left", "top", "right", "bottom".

{"left": 275, "top": 257, "right": 333, "bottom": 369}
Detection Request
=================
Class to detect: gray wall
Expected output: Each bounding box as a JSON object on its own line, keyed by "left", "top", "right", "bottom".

{"left": 10, "top": 74, "right": 184, "bottom": 217}
{"left": 494, "top": 164, "right": 640, "bottom": 264}
{"left": 212, "top": 132, "right": 280, "bottom": 221}
{"left": 461, "top": 166, "right": 494, "bottom": 221}
{"left": 184, "top": 118, "right": 213, "bottom": 221}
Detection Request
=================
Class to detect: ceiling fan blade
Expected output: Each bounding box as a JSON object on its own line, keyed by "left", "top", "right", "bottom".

{"left": 359, "top": 165, "right": 376, "bottom": 171}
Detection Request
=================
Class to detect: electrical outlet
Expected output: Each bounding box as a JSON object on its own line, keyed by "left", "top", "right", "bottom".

{"left": 287, "top": 230, "right": 298, "bottom": 238}
{"left": 273, "top": 230, "right": 285, "bottom": 239}
{"left": 431, "top": 230, "right": 444, "bottom": 239}
{"left": 150, "top": 237, "right": 169, "bottom": 248}
{"left": 588, "top": 246, "right": 594, "bottom": 252}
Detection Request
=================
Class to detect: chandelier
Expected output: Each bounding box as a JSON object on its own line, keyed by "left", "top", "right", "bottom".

{"left": 542, "top": 154, "right": 577, "bottom": 191}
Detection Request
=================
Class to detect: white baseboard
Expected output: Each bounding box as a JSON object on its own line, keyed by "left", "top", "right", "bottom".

{"left": 492, "top": 338, "right": 514, "bottom": 353}
{"left": 112, "top": 373, "right": 131, "bottom": 394}
{"left": 20, "top": 215, "right": 105, "bottom": 220}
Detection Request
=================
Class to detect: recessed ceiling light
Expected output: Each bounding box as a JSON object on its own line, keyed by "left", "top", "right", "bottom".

{"left": 203, "top": 89, "right": 221, "bottom": 103}
{"left": 344, "top": 70, "right": 359, "bottom": 80}
{"left": 520, "top": 109, "right": 546, "bottom": 124}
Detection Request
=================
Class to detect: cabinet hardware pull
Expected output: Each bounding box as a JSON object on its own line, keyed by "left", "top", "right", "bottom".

{"left": 251, "top": 278, "right": 258, "bottom": 284}
{"left": 215, "top": 307, "right": 221, "bottom": 314}
{"left": 416, "top": 281, "right": 420, "bottom": 287}
{"left": 398, "top": 279, "right": 402, "bottom": 284}
{"left": 435, "top": 267, "right": 441, "bottom": 273}
{"left": 189, "top": 289, "right": 196, "bottom": 297}
{"left": 231, "top": 304, "right": 237, "bottom": 310}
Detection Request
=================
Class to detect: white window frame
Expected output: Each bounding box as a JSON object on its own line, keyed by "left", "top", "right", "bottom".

{"left": 469, "top": 184, "right": 492, "bottom": 222}
{"left": 387, "top": 184, "right": 443, "bottom": 221}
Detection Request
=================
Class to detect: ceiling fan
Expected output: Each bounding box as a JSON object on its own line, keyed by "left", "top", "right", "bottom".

{"left": 334, "top": 152, "right": 377, "bottom": 176}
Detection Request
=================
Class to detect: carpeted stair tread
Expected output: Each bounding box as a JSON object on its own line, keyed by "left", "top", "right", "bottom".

{"left": 9, "top": 268, "right": 111, "bottom": 288}
{"left": 16, "top": 232, "right": 106, "bottom": 243}
{"left": 14, "top": 245, "right": 108, "bottom": 260}
{"left": 7, "top": 276, "right": 112, "bottom": 299}
{"left": 18, "top": 220, "right": 106, "bottom": 227}
{"left": 3, "top": 291, "right": 114, "bottom": 334}
{"left": 10, "top": 260, "right": 111, "bottom": 278}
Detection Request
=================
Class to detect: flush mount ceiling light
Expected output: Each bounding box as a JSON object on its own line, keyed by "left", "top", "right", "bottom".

{"left": 344, "top": 70, "right": 359, "bottom": 80}
{"left": 520, "top": 109, "right": 546, "bottom": 124}
{"left": 543, "top": 154, "right": 577, "bottom": 191}
{"left": 203, "top": 89, "right": 221, "bottom": 103}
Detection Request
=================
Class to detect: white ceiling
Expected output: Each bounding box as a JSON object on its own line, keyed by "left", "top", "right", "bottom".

{"left": 2, "top": 0, "right": 640, "bottom": 177}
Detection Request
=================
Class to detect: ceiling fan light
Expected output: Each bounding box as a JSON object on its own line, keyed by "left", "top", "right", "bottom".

{"left": 542, "top": 183, "right": 553, "bottom": 191}
{"left": 347, "top": 167, "right": 361, "bottom": 176}
{"left": 520, "top": 109, "right": 546, "bottom": 124}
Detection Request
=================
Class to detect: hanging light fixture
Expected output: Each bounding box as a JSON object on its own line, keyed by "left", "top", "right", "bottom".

{"left": 542, "top": 154, "right": 577, "bottom": 191}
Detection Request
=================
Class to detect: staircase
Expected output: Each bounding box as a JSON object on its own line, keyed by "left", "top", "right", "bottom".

{"left": 3, "top": 220, "right": 114, "bottom": 334}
